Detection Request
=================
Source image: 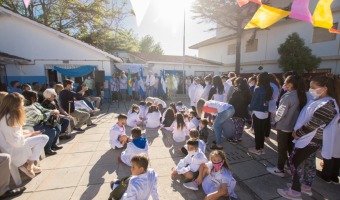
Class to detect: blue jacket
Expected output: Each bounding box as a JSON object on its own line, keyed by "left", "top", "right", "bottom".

{"left": 249, "top": 85, "right": 269, "bottom": 112}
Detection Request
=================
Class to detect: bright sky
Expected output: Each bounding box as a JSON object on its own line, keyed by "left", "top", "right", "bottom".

{"left": 123, "top": 0, "right": 216, "bottom": 56}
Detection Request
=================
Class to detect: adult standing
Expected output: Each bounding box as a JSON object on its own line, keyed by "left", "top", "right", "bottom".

{"left": 201, "top": 75, "right": 212, "bottom": 100}
{"left": 228, "top": 78, "right": 252, "bottom": 142}
{"left": 119, "top": 71, "right": 128, "bottom": 101}
{"left": 153, "top": 73, "right": 159, "bottom": 97}
{"left": 265, "top": 74, "right": 281, "bottom": 139}
{"left": 188, "top": 77, "right": 204, "bottom": 111}
{"left": 145, "top": 71, "right": 155, "bottom": 97}
{"left": 267, "top": 75, "right": 307, "bottom": 177}
{"left": 197, "top": 99, "right": 235, "bottom": 150}
{"left": 110, "top": 74, "right": 120, "bottom": 102}
{"left": 0, "top": 93, "right": 49, "bottom": 177}
{"left": 277, "top": 75, "right": 340, "bottom": 199}
{"left": 248, "top": 72, "right": 273, "bottom": 155}
{"left": 185, "top": 76, "right": 191, "bottom": 95}
{"left": 59, "top": 79, "right": 96, "bottom": 132}
{"left": 83, "top": 75, "right": 95, "bottom": 96}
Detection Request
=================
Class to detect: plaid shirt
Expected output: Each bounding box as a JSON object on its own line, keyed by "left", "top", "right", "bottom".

{"left": 24, "top": 103, "right": 51, "bottom": 128}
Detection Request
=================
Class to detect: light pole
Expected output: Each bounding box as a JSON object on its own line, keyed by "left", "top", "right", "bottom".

{"left": 182, "top": 7, "right": 186, "bottom": 94}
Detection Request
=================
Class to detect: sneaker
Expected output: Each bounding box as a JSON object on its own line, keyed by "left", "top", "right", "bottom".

{"left": 277, "top": 188, "right": 302, "bottom": 200}
{"left": 210, "top": 145, "right": 223, "bottom": 150}
{"left": 316, "top": 170, "right": 331, "bottom": 183}
{"left": 261, "top": 149, "right": 266, "bottom": 155}
{"left": 87, "top": 123, "right": 97, "bottom": 128}
{"left": 73, "top": 128, "right": 85, "bottom": 133}
{"left": 248, "top": 147, "right": 262, "bottom": 156}
{"left": 331, "top": 178, "right": 340, "bottom": 185}
{"left": 183, "top": 181, "right": 198, "bottom": 190}
{"left": 227, "top": 139, "right": 238, "bottom": 144}
{"left": 267, "top": 167, "right": 285, "bottom": 178}
{"left": 286, "top": 183, "right": 312, "bottom": 196}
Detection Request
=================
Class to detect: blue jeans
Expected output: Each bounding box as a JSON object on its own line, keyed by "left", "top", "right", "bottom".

{"left": 213, "top": 106, "right": 235, "bottom": 145}
{"left": 56, "top": 118, "right": 70, "bottom": 134}
{"left": 33, "top": 124, "right": 59, "bottom": 150}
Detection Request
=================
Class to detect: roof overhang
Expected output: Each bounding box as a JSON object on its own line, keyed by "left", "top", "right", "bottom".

{"left": 0, "top": 52, "right": 31, "bottom": 65}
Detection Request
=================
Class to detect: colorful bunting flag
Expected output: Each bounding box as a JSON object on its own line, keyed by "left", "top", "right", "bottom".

{"left": 289, "top": 0, "right": 313, "bottom": 23}
{"left": 23, "top": 0, "right": 31, "bottom": 8}
{"left": 329, "top": 28, "right": 340, "bottom": 34}
{"left": 312, "top": 0, "right": 334, "bottom": 29}
{"left": 245, "top": 5, "right": 290, "bottom": 29}
{"left": 237, "top": 0, "right": 262, "bottom": 7}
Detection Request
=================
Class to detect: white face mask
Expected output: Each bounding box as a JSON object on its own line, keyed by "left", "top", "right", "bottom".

{"left": 205, "top": 81, "right": 209, "bottom": 85}
{"left": 248, "top": 82, "right": 255, "bottom": 87}
{"left": 188, "top": 150, "right": 196, "bottom": 157}
{"left": 309, "top": 88, "right": 324, "bottom": 99}
{"left": 22, "top": 101, "right": 25, "bottom": 106}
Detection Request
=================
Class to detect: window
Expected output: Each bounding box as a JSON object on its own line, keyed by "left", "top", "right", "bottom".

{"left": 227, "top": 44, "right": 236, "bottom": 55}
{"left": 312, "top": 23, "right": 338, "bottom": 43}
{"left": 195, "top": 71, "right": 214, "bottom": 77}
{"left": 246, "top": 39, "right": 258, "bottom": 52}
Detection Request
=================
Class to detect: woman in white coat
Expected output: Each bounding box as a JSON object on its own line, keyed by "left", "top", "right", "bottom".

{"left": 188, "top": 77, "right": 204, "bottom": 110}
{"left": 0, "top": 93, "right": 48, "bottom": 179}
{"left": 145, "top": 106, "right": 161, "bottom": 128}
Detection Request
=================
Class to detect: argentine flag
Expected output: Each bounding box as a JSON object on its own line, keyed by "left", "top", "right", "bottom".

{"left": 138, "top": 68, "right": 146, "bottom": 98}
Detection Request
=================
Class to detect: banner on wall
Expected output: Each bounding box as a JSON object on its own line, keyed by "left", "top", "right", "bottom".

{"left": 114, "top": 63, "right": 145, "bottom": 74}
{"left": 52, "top": 66, "right": 96, "bottom": 77}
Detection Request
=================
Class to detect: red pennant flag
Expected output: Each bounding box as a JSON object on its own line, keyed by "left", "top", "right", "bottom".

{"left": 238, "top": 0, "right": 262, "bottom": 7}
{"left": 329, "top": 28, "right": 340, "bottom": 34}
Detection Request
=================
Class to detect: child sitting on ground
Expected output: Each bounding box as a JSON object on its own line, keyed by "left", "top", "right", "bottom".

{"left": 183, "top": 150, "right": 237, "bottom": 199}
{"left": 176, "top": 101, "right": 187, "bottom": 113}
{"left": 138, "top": 101, "right": 148, "bottom": 121}
{"left": 110, "top": 154, "right": 159, "bottom": 200}
{"left": 145, "top": 105, "right": 161, "bottom": 128}
{"left": 167, "top": 113, "right": 189, "bottom": 152}
{"left": 187, "top": 110, "right": 200, "bottom": 130}
{"left": 127, "top": 104, "right": 142, "bottom": 127}
{"left": 171, "top": 139, "right": 208, "bottom": 184}
{"left": 199, "top": 118, "right": 210, "bottom": 144}
{"left": 120, "top": 127, "right": 149, "bottom": 166}
{"left": 181, "top": 129, "right": 206, "bottom": 155}
{"left": 109, "top": 114, "right": 131, "bottom": 149}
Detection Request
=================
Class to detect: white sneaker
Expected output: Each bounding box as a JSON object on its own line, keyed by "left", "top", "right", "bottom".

{"left": 183, "top": 181, "right": 198, "bottom": 190}
{"left": 267, "top": 167, "right": 285, "bottom": 178}
{"left": 277, "top": 188, "right": 302, "bottom": 200}
{"left": 248, "top": 147, "right": 262, "bottom": 155}
{"left": 286, "top": 183, "right": 313, "bottom": 196}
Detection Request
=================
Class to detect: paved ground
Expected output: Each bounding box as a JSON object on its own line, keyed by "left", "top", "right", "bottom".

{"left": 9, "top": 97, "right": 340, "bottom": 200}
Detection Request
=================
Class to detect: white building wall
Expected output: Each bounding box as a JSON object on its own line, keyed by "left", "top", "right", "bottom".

{"left": 0, "top": 9, "right": 114, "bottom": 85}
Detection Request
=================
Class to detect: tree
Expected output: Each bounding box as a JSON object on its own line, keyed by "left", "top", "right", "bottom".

{"left": 139, "top": 35, "right": 164, "bottom": 55}
{"left": 278, "top": 32, "right": 321, "bottom": 74}
{"left": 191, "top": 0, "right": 270, "bottom": 74}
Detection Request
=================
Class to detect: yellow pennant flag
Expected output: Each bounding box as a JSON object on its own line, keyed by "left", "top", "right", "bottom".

{"left": 245, "top": 5, "right": 290, "bottom": 29}
{"left": 312, "top": 0, "right": 334, "bottom": 29}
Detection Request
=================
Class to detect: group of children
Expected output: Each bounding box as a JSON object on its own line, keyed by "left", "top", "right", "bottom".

{"left": 108, "top": 98, "right": 238, "bottom": 199}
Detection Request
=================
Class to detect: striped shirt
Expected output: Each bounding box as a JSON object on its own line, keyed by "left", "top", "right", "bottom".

{"left": 296, "top": 100, "right": 337, "bottom": 143}
{"left": 24, "top": 103, "right": 51, "bottom": 128}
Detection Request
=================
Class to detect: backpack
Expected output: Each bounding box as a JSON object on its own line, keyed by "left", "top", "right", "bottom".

{"left": 108, "top": 176, "right": 131, "bottom": 200}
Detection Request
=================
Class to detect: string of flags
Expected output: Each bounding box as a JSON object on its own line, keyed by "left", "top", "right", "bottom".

{"left": 241, "top": 0, "right": 339, "bottom": 34}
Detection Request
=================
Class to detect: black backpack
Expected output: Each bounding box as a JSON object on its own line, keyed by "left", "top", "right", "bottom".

{"left": 108, "top": 176, "right": 131, "bottom": 200}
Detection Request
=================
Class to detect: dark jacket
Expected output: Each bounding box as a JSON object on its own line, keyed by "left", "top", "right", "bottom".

{"left": 249, "top": 85, "right": 269, "bottom": 112}
{"left": 59, "top": 90, "right": 83, "bottom": 113}
{"left": 41, "top": 99, "right": 59, "bottom": 110}
{"left": 229, "top": 89, "right": 251, "bottom": 118}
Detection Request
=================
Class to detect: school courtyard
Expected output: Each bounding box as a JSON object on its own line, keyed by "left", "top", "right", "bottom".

{"left": 9, "top": 97, "right": 339, "bottom": 200}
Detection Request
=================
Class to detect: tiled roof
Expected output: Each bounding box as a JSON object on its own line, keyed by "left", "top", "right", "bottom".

{"left": 189, "top": 34, "right": 237, "bottom": 49}
{"left": 129, "top": 52, "right": 222, "bottom": 66}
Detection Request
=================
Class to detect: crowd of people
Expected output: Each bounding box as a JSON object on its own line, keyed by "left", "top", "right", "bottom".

{"left": 0, "top": 70, "right": 340, "bottom": 200}
{"left": 0, "top": 78, "right": 101, "bottom": 199}
{"left": 108, "top": 71, "right": 340, "bottom": 200}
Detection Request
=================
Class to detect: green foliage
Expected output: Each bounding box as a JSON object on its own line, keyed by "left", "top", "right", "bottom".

{"left": 278, "top": 33, "right": 321, "bottom": 74}
{"left": 139, "top": 35, "right": 164, "bottom": 55}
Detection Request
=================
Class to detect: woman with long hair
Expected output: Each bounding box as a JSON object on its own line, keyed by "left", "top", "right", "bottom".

{"left": 267, "top": 75, "right": 307, "bottom": 177}
{"left": 22, "top": 90, "right": 62, "bottom": 156}
{"left": 208, "top": 76, "right": 225, "bottom": 102}
{"left": 145, "top": 105, "right": 161, "bottom": 128}
{"left": 0, "top": 93, "right": 49, "bottom": 178}
{"left": 277, "top": 74, "right": 340, "bottom": 199}
{"left": 161, "top": 108, "right": 175, "bottom": 128}
{"left": 248, "top": 72, "right": 273, "bottom": 155}
{"left": 228, "top": 78, "right": 252, "bottom": 142}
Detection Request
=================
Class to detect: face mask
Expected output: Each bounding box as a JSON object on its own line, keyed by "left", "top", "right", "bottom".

{"left": 282, "top": 85, "right": 287, "bottom": 91}
{"left": 22, "top": 101, "right": 25, "bottom": 106}
{"left": 248, "top": 82, "right": 255, "bottom": 87}
{"left": 212, "top": 160, "right": 224, "bottom": 171}
{"left": 188, "top": 150, "right": 196, "bottom": 157}
{"left": 205, "top": 81, "right": 209, "bottom": 85}
{"left": 135, "top": 109, "right": 139, "bottom": 113}
{"left": 309, "top": 88, "right": 324, "bottom": 99}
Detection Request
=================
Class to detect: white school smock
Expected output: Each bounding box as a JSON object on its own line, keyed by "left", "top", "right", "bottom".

{"left": 109, "top": 124, "right": 126, "bottom": 149}
{"left": 145, "top": 111, "right": 161, "bottom": 128}
{"left": 121, "top": 140, "right": 149, "bottom": 166}
{"left": 139, "top": 105, "right": 148, "bottom": 120}
{"left": 294, "top": 97, "right": 339, "bottom": 159}
{"left": 127, "top": 111, "right": 141, "bottom": 127}
{"left": 188, "top": 83, "right": 204, "bottom": 107}
{"left": 121, "top": 169, "right": 159, "bottom": 200}
{"left": 175, "top": 149, "right": 208, "bottom": 174}
{"left": 201, "top": 83, "right": 212, "bottom": 100}
{"left": 202, "top": 162, "right": 237, "bottom": 198}
{"left": 170, "top": 121, "right": 189, "bottom": 143}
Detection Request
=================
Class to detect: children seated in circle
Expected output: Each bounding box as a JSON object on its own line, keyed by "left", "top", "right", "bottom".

{"left": 181, "top": 129, "right": 206, "bottom": 155}
{"left": 127, "top": 104, "right": 142, "bottom": 127}
{"left": 109, "top": 114, "right": 131, "bottom": 149}
{"left": 145, "top": 106, "right": 161, "bottom": 128}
